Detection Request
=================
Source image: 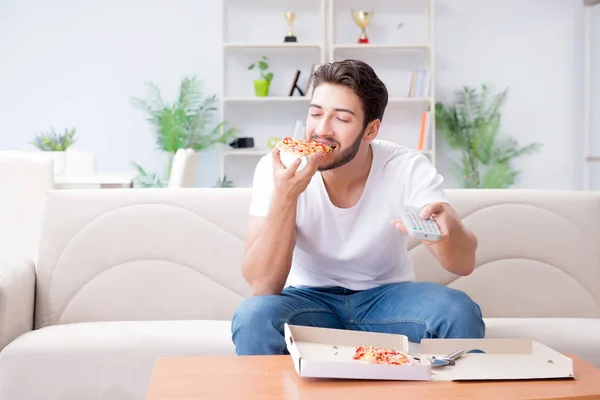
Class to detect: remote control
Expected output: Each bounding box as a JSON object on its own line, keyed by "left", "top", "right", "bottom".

{"left": 398, "top": 206, "right": 441, "bottom": 241}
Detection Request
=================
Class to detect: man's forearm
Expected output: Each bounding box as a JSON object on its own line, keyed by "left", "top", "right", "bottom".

{"left": 429, "top": 226, "right": 477, "bottom": 276}
{"left": 242, "top": 194, "right": 298, "bottom": 295}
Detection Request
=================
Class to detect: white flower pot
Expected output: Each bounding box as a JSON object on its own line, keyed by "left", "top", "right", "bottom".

{"left": 48, "top": 151, "right": 66, "bottom": 175}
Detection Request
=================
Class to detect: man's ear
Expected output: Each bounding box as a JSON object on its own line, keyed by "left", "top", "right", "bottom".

{"left": 364, "top": 119, "right": 381, "bottom": 141}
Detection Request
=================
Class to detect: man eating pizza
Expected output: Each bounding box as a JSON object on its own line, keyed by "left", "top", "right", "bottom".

{"left": 231, "top": 59, "right": 485, "bottom": 356}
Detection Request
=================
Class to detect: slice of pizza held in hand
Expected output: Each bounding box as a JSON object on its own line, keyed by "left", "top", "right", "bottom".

{"left": 276, "top": 137, "right": 333, "bottom": 158}
{"left": 276, "top": 137, "right": 333, "bottom": 169}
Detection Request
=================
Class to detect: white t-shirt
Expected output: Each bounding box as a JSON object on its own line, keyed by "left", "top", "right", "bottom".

{"left": 248, "top": 139, "right": 449, "bottom": 290}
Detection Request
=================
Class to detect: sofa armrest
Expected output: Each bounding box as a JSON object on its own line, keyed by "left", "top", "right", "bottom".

{"left": 0, "top": 255, "right": 35, "bottom": 351}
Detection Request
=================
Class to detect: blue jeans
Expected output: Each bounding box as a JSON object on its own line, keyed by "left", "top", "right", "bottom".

{"left": 231, "top": 282, "right": 485, "bottom": 355}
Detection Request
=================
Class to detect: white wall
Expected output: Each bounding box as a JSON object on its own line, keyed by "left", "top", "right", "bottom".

{"left": 0, "top": 0, "right": 223, "bottom": 187}
{"left": 435, "top": 0, "right": 585, "bottom": 189}
{"left": 0, "top": 0, "right": 586, "bottom": 189}
{"left": 586, "top": 3, "right": 600, "bottom": 189}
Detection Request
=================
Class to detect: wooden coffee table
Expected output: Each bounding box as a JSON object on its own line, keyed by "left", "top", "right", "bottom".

{"left": 146, "top": 354, "right": 600, "bottom": 400}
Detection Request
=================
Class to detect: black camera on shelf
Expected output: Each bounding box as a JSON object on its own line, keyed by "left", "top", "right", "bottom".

{"left": 229, "top": 137, "right": 254, "bottom": 149}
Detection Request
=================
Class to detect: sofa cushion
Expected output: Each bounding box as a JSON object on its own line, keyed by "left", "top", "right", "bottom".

{"left": 485, "top": 317, "right": 600, "bottom": 367}
{"left": 1, "top": 318, "right": 599, "bottom": 400}
{"left": 34, "top": 188, "right": 600, "bottom": 329}
{"left": 410, "top": 190, "right": 600, "bottom": 319}
{"left": 34, "top": 189, "right": 254, "bottom": 330}
{"left": 0, "top": 320, "right": 235, "bottom": 400}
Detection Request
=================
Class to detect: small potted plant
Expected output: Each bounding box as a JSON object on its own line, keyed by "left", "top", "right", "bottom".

{"left": 248, "top": 56, "right": 273, "bottom": 97}
{"left": 30, "top": 127, "right": 78, "bottom": 175}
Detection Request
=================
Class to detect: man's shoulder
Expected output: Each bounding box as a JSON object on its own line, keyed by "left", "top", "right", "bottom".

{"left": 257, "top": 152, "right": 273, "bottom": 169}
{"left": 253, "top": 153, "right": 274, "bottom": 177}
{"left": 249, "top": 153, "right": 275, "bottom": 192}
{"left": 372, "top": 140, "right": 430, "bottom": 171}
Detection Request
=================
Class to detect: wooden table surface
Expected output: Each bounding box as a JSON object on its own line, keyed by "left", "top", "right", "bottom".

{"left": 145, "top": 354, "right": 600, "bottom": 400}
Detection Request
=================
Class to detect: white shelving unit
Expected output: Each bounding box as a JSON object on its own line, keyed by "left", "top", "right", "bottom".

{"left": 219, "top": 0, "right": 435, "bottom": 187}
{"left": 332, "top": 44, "right": 431, "bottom": 50}
{"left": 328, "top": 0, "right": 436, "bottom": 163}
{"left": 220, "top": 0, "right": 326, "bottom": 187}
{"left": 223, "top": 43, "right": 323, "bottom": 49}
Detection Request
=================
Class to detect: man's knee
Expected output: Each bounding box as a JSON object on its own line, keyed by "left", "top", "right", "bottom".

{"left": 231, "top": 295, "right": 291, "bottom": 355}
{"left": 232, "top": 295, "right": 281, "bottom": 332}
{"left": 430, "top": 284, "right": 485, "bottom": 338}
{"left": 446, "top": 288, "right": 485, "bottom": 338}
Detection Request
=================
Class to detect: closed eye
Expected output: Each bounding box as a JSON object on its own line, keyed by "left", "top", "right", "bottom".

{"left": 337, "top": 118, "right": 349, "bottom": 122}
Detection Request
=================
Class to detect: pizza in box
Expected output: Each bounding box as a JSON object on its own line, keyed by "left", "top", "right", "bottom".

{"left": 353, "top": 345, "right": 415, "bottom": 366}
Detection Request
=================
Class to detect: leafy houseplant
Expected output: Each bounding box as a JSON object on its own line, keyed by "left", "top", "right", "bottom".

{"left": 435, "top": 85, "right": 542, "bottom": 189}
{"left": 248, "top": 56, "right": 273, "bottom": 97}
{"left": 133, "top": 163, "right": 167, "bottom": 188}
{"left": 31, "top": 127, "right": 78, "bottom": 175}
{"left": 131, "top": 75, "right": 238, "bottom": 187}
{"left": 214, "top": 174, "right": 234, "bottom": 188}
{"left": 31, "top": 127, "right": 78, "bottom": 151}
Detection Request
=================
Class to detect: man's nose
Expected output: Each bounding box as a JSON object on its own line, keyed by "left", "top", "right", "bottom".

{"left": 316, "top": 117, "right": 333, "bottom": 136}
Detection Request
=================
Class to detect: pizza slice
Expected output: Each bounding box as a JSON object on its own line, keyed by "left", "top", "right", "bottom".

{"left": 353, "top": 345, "right": 415, "bottom": 366}
{"left": 276, "top": 137, "right": 333, "bottom": 159}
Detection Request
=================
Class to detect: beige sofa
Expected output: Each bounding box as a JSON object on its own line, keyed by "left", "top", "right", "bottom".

{"left": 0, "top": 188, "right": 598, "bottom": 399}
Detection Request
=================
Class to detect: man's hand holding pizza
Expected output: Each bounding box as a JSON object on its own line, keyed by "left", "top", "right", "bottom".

{"left": 271, "top": 143, "right": 323, "bottom": 200}
{"left": 391, "top": 202, "right": 478, "bottom": 277}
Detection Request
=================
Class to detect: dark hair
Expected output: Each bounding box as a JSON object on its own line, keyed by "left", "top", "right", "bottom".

{"left": 310, "top": 59, "right": 389, "bottom": 128}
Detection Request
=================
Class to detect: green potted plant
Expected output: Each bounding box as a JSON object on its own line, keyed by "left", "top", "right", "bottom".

{"left": 435, "top": 84, "right": 542, "bottom": 189}
{"left": 30, "top": 126, "right": 78, "bottom": 175}
{"left": 214, "top": 174, "right": 234, "bottom": 188}
{"left": 248, "top": 56, "right": 273, "bottom": 97}
{"left": 131, "top": 75, "right": 238, "bottom": 187}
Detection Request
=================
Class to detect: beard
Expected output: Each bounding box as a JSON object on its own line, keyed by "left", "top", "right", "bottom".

{"left": 311, "top": 128, "right": 366, "bottom": 171}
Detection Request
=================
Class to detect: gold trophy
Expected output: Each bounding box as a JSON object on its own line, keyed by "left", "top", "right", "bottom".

{"left": 283, "top": 12, "right": 297, "bottom": 42}
{"left": 352, "top": 9, "right": 373, "bottom": 44}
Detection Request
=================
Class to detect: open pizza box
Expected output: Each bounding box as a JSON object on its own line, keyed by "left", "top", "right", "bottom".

{"left": 284, "top": 324, "right": 575, "bottom": 381}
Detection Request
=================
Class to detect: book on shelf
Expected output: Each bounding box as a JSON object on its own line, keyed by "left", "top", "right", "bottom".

{"left": 417, "top": 111, "right": 432, "bottom": 151}
{"left": 407, "top": 70, "right": 430, "bottom": 98}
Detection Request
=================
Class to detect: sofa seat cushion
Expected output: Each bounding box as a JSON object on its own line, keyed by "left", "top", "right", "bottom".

{"left": 484, "top": 318, "right": 600, "bottom": 368}
{"left": 0, "top": 320, "right": 235, "bottom": 400}
{"left": 1, "top": 317, "right": 598, "bottom": 400}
